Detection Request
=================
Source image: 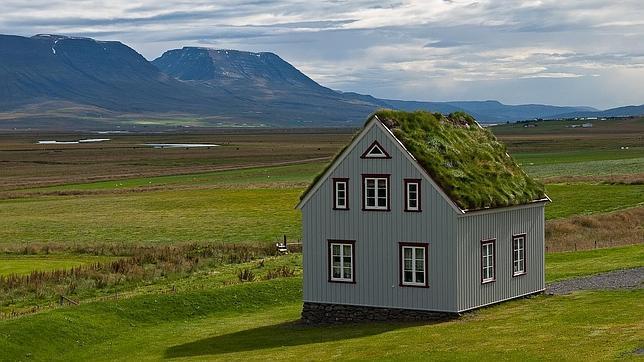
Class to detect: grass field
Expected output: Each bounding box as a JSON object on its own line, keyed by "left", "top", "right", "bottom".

{"left": 0, "top": 119, "right": 642, "bottom": 360}
{"left": 0, "top": 244, "right": 642, "bottom": 361}
{"left": 545, "top": 183, "right": 644, "bottom": 219}
{"left": 0, "top": 159, "right": 642, "bottom": 245}
{"left": 544, "top": 244, "right": 644, "bottom": 282}
{"left": 0, "top": 255, "right": 113, "bottom": 276}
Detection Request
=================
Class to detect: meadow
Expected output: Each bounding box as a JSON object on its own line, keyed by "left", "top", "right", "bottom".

{"left": 0, "top": 245, "right": 642, "bottom": 361}
{"left": 0, "top": 117, "right": 642, "bottom": 360}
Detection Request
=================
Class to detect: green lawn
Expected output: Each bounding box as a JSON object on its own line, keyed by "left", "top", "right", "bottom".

{"left": 0, "top": 188, "right": 302, "bottom": 245}
{"left": 1, "top": 243, "right": 643, "bottom": 361}
{"left": 545, "top": 183, "right": 644, "bottom": 219}
{"left": 522, "top": 156, "right": 644, "bottom": 179}
{"left": 0, "top": 255, "right": 113, "bottom": 276}
{"left": 513, "top": 148, "right": 644, "bottom": 165}
{"left": 545, "top": 244, "right": 644, "bottom": 282}
{"left": 1, "top": 245, "right": 642, "bottom": 361}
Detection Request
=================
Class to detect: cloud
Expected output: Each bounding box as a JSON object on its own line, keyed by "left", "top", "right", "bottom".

{"left": 424, "top": 40, "right": 469, "bottom": 48}
{"left": 0, "top": 0, "right": 642, "bottom": 108}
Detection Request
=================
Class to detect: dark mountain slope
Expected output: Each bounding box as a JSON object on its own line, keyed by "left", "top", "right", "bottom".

{"left": 0, "top": 34, "right": 639, "bottom": 129}
{"left": 552, "top": 104, "right": 644, "bottom": 119}
{"left": 0, "top": 34, "right": 245, "bottom": 114}
{"left": 381, "top": 99, "right": 597, "bottom": 123}
{"left": 152, "top": 47, "right": 383, "bottom": 124}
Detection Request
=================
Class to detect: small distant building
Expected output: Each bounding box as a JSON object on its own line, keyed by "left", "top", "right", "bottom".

{"left": 298, "top": 110, "right": 550, "bottom": 323}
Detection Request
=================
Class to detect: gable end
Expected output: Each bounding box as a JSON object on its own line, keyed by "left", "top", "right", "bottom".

{"left": 297, "top": 115, "right": 464, "bottom": 215}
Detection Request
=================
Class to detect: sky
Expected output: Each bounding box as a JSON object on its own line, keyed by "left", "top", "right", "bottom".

{"left": 1, "top": 0, "right": 643, "bottom": 109}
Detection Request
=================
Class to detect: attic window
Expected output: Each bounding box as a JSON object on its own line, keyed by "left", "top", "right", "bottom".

{"left": 361, "top": 140, "right": 391, "bottom": 159}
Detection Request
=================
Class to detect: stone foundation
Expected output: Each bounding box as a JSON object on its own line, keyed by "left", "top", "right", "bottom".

{"left": 301, "top": 302, "right": 458, "bottom": 324}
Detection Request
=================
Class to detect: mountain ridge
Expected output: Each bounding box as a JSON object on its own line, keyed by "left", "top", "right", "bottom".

{"left": 0, "top": 33, "right": 641, "bottom": 129}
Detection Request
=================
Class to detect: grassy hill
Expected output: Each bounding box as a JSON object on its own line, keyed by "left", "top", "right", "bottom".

{"left": 0, "top": 245, "right": 642, "bottom": 361}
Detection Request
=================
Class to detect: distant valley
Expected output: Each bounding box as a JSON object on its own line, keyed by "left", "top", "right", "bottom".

{"left": 0, "top": 34, "right": 642, "bottom": 130}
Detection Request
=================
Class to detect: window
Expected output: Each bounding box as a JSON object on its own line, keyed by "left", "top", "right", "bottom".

{"left": 361, "top": 140, "right": 391, "bottom": 159}
{"left": 512, "top": 234, "right": 526, "bottom": 276}
{"left": 404, "top": 179, "right": 421, "bottom": 212}
{"left": 362, "top": 174, "right": 390, "bottom": 211}
{"left": 400, "top": 243, "right": 428, "bottom": 287}
{"left": 333, "top": 178, "right": 349, "bottom": 210}
{"left": 328, "top": 241, "right": 355, "bottom": 283}
{"left": 481, "top": 239, "right": 496, "bottom": 283}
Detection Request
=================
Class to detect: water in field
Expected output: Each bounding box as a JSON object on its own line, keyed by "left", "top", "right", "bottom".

{"left": 37, "top": 138, "right": 111, "bottom": 144}
{"left": 141, "top": 143, "right": 220, "bottom": 148}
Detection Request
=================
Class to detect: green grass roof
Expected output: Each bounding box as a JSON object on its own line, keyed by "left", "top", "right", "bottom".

{"left": 376, "top": 109, "right": 546, "bottom": 210}
{"left": 300, "top": 110, "right": 546, "bottom": 211}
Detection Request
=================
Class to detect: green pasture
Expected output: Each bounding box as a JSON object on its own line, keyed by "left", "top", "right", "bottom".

{"left": 17, "top": 161, "right": 326, "bottom": 193}
{"left": 0, "top": 188, "right": 302, "bottom": 245}
{"left": 0, "top": 255, "right": 113, "bottom": 276}
{"left": 513, "top": 148, "right": 644, "bottom": 179}
{"left": 1, "top": 182, "right": 641, "bottom": 245}
{"left": 514, "top": 148, "right": 644, "bottom": 165}
{"left": 1, "top": 244, "right": 642, "bottom": 361}
{"left": 545, "top": 244, "right": 644, "bottom": 282}
{"left": 1, "top": 159, "right": 643, "bottom": 245}
{"left": 545, "top": 183, "right": 644, "bottom": 219}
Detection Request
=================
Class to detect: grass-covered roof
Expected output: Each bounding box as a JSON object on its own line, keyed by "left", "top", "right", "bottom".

{"left": 375, "top": 109, "right": 546, "bottom": 210}
{"left": 300, "top": 109, "right": 546, "bottom": 211}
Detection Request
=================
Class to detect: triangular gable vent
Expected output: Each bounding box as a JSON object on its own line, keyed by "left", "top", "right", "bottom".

{"left": 361, "top": 140, "right": 391, "bottom": 159}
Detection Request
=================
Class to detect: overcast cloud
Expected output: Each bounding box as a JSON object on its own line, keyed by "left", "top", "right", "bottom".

{"left": 1, "top": 0, "right": 642, "bottom": 108}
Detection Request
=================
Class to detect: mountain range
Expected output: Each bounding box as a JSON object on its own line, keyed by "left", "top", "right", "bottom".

{"left": 0, "top": 34, "right": 641, "bottom": 129}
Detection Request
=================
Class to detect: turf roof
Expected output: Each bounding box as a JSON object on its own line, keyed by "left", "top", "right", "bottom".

{"left": 300, "top": 109, "right": 546, "bottom": 211}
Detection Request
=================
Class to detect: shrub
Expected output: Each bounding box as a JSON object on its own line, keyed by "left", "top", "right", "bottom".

{"left": 263, "top": 266, "right": 296, "bottom": 280}
{"left": 237, "top": 268, "right": 256, "bottom": 282}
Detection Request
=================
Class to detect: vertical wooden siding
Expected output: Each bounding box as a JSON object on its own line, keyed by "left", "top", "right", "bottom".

{"left": 302, "top": 123, "right": 460, "bottom": 312}
{"left": 455, "top": 205, "right": 546, "bottom": 312}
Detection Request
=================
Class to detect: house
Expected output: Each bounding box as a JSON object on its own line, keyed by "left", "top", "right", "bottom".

{"left": 297, "top": 110, "right": 549, "bottom": 323}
